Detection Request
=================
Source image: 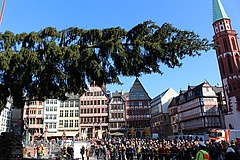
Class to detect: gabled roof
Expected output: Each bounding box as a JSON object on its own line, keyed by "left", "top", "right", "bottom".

{"left": 151, "top": 87, "right": 174, "bottom": 102}
{"left": 212, "top": 0, "right": 229, "bottom": 22}
{"left": 112, "top": 90, "right": 121, "bottom": 97}
{"left": 212, "top": 85, "right": 223, "bottom": 94}
{"left": 128, "top": 77, "right": 151, "bottom": 100}
{"left": 168, "top": 97, "right": 177, "bottom": 109}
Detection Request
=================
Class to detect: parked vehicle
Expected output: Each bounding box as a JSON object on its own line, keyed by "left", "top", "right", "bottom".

{"left": 209, "top": 129, "right": 240, "bottom": 142}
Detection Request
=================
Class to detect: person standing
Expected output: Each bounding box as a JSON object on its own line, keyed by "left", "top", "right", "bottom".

{"left": 85, "top": 146, "right": 90, "bottom": 160}
{"left": 195, "top": 141, "right": 210, "bottom": 160}
{"left": 36, "top": 145, "right": 41, "bottom": 159}
{"left": 67, "top": 145, "right": 74, "bottom": 160}
{"left": 62, "top": 146, "right": 68, "bottom": 160}
{"left": 80, "top": 145, "right": 85, "bottom": 160}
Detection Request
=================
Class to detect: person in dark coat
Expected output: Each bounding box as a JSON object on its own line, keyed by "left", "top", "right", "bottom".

{"left": 225, "top": 146, "right": 240, "bottom": 160}
{"left": 67, "top": 145, "right": 74, "bottom": 160}
{"left": 80, "top": 145, "right": 85, "bottom": 160}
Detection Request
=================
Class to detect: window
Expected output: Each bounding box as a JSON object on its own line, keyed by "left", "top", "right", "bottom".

{"left": 65, "top": 101, "right": 69, "bottom": 107}
{"left": 180, "top": 95, "right": 184, "bottom": 100}
{"left": 38, "top": 110, "right": 41, "bottom": 114}
{"left": 54, "top": 107, "right": 57, "bottom": 111}
{"left": 227, "top": 55, "right": 233, "bottom": 74}
{"left": 59, "top": 120, "right": 63, "bottom": 126}
{"left": 139, "top": 92, "right": 145, "bottom": 97}
{"left": 64, "top": 120, "right": 68, "bottom": 127}
{"left": 69, "top": 120, "right": 73, "bottom": 127}
{"left": 60, "top": 102, "right": 64, "bottom": 107}
{"left": 217, "top": 41, "right": 221, "bottom": 54}
{"left": 75, "top": 120, "right": 78, "bottom": 127}
{"left": 65, "top": 110, "right": 68, "bottom": 117}
{"left": 188, "top": 91, "right": 192, "bottom": 97}
{"left": 53, "top": 123, "right": 56, "bottom": 129}
{"left": 220, "top": 59, "right": 226, "bottom": 76}
{"left": 30, "top": 101, "right": 36, "bottom": 105}
{"left": 223, "top": 38, "right": 229, "bottom": 52}
{"left": 70, "top": 101, "right": 74, "bottom": 107}
{"left": 75, "top": 101, "right": 79, "bottom": 107}
{"left": 75, "top": 110, "right": 79, "bottom": 117}
{"left": 70, "top": 110, "right": 74, "bottom": 117}
{"left": 46, "top": 107, "right": 49, "bottom": 111}
{"left": 232, "top": 37, "right": 237, "bottom": 50}
{"left": 131, "top": 92, "right": 136, "bottom": 97}
{"left": 60, "top": 110, "right": 63, "bottom": 117}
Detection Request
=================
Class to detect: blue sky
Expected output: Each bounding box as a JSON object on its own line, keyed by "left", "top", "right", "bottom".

{"left": 1, "top": 0, "right": 240, "bottom": 98}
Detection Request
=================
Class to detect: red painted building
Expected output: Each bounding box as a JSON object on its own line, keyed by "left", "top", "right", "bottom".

{"left": 125, "top": 78, "right": 151, "bottom": 138}
{"left": 212, "top": 0, "right": 240, "bottom": 129}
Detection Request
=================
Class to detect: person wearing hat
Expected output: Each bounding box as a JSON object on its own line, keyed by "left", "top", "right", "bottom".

{"left": 195, "top": 141, "right": 210, "bottom": 160}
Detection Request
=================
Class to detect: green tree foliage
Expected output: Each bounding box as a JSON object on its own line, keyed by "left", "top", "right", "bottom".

{"left": 0, "top": 21, "right": 212, "bottom": 111}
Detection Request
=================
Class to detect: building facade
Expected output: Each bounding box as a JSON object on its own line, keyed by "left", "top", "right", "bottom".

{"left": 108, "top": 90, "right": 127, "bottom": 136}
{"left": 43, "top": 99, "right": 59, "bottom": 140}
{"left": 125, "top": 78, "right": 151, "bottom": 138}
{"left": 23, "top": 100, "right": 44, "bottom": 142}
{"left": 175, "top": 81, "right": 221, "bottom": 135}
{"left": 79, "top": 84, "right": 109, "bottom": 139}
{"left": 151, "top": 88, "right": 178, "bottom": 138}
{"left": 58, "top": 94, "right": 79, "bottom": 140}
{"left": 0, "top": 98, "right": 12, "bottom": 133}
{"left": 212, "top": 0, "right": 240, "bottom": 129}
{"left": 168, "top": 97, "right": 179, "bottom": 135}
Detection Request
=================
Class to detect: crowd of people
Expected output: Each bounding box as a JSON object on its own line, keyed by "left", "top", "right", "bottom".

{"left": 59, "top": 136, "right": 240, "bottom": 160}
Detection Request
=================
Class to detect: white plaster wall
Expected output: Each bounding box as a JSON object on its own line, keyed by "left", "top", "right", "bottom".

{"left": 225, "top": 96, "right": 240, "bottom": 130}
{"left": 162, "top": 88, "right": 178, "bottom": 113}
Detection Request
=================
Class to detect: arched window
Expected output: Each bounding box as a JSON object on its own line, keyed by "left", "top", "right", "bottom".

{"left": 231, "top": 37, "right": 237, "bottom": 50}
{"left": 220, "top": 58, "right": 226, "bottom": 76}
{"left": 228, "top": 83, "right": 233, "bottom": 92}
{"left": 223, "top": 38, "right": 229, "bottom": 52}
{"left": 236, "top": 55, "right": 240, "bottom": 73}
{"left": 217, "top": 41, "right": 221, "bottom": 54}
{"left": 227, "top": 55, "right": 233, "bottom": 74}
{"left": 233, "top": 82, "right": 237, "bottom": 90}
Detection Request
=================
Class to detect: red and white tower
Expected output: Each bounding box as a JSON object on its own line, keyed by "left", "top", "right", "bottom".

{"left": 212, "top": 0, "right": 240, "bottom": 129}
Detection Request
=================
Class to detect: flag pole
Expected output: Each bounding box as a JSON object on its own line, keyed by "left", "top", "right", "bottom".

{"left": 0, "top": 0, "right": 6, "bottom": 25}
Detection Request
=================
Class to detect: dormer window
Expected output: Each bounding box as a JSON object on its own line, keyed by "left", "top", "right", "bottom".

{"left": 180, "top": 95, "right": 184, "bottom": 100}
{"left": 188, "top": 91, "right": 193, "bottom": 97}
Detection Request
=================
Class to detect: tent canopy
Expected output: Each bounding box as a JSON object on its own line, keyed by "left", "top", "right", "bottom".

{"left": 110, "top": 132, "right": 124, "bottom": 136}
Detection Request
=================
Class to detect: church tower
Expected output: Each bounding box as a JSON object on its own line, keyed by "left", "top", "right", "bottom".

{"left": 212, "top": 0, "right": 240, "bottom": 129}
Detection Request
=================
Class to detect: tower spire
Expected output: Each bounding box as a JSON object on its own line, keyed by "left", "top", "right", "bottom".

{"left": 212, "top": 0, "right": 229, "bottom": 22}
